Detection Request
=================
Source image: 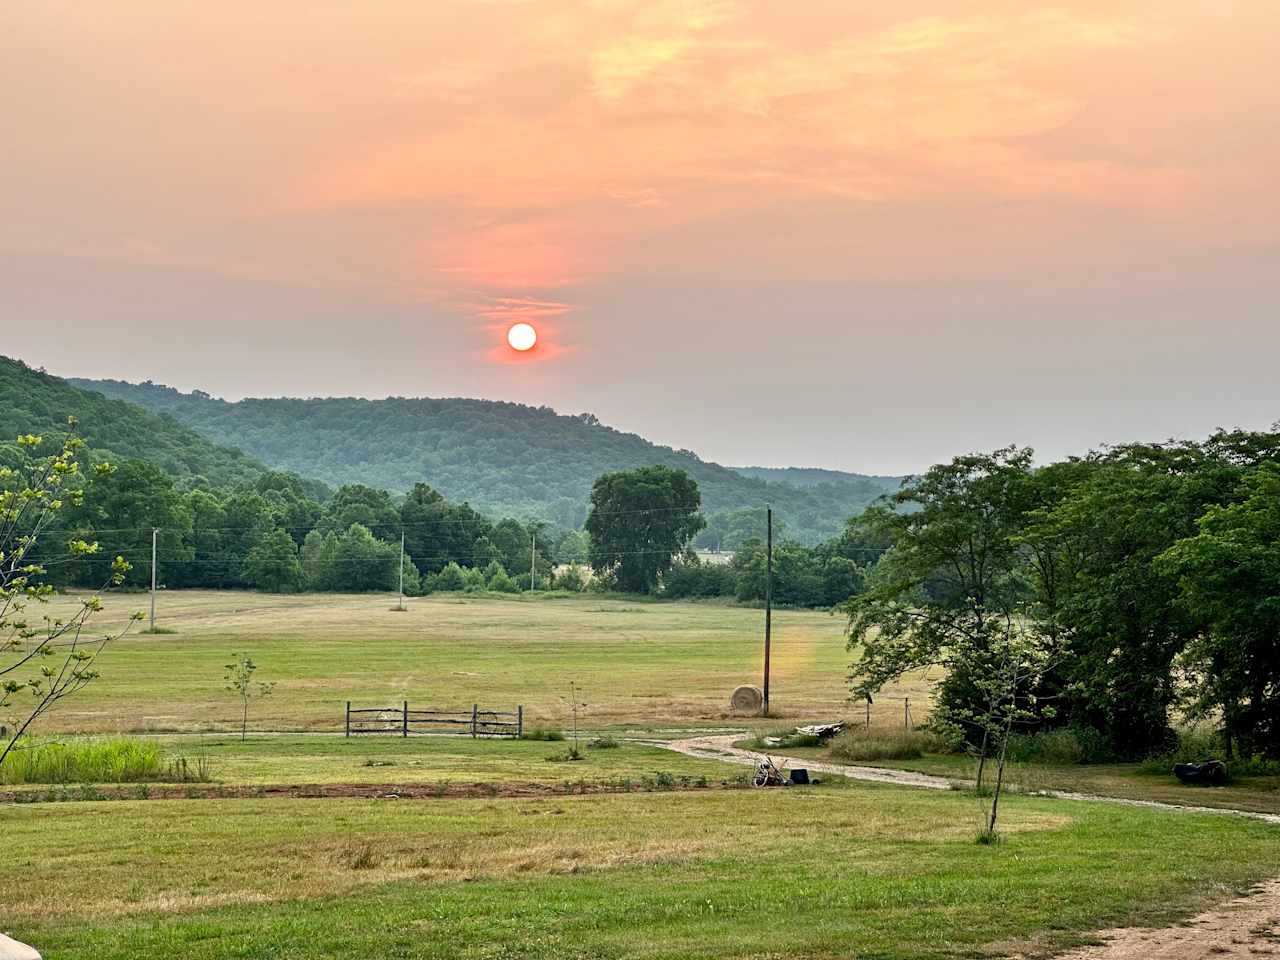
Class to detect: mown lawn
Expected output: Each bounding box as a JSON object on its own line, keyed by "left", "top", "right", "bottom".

{"left": 38, "top": 590, "right": 932, "bottom": 733}
{"left": 4, "top": 783, "right": 1278, "bottom": 959}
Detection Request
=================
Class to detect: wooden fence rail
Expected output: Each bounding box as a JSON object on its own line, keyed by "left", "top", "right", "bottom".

{"left": 345, "top": 701, "right": 523, "bottom": 739}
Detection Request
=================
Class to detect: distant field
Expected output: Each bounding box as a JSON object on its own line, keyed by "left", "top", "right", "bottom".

{"left": 35, "top": 590, "right": 934, "bottom": 734}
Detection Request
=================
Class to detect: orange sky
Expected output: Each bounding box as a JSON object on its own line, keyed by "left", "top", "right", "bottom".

{"left": 3, "top": 1, "right": 1277, "bottom": 471}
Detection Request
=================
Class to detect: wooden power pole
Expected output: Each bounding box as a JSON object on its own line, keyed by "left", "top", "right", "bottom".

{"left": 149, "top": 527, "right": 157, "bottom": 631}
{"left": 398, "top": 531, "right": 406, "bottom": 610}
{"left": 762, "top": 506, "right": 773, "bottom": 715}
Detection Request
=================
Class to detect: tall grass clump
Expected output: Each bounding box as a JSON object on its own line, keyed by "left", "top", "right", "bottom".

{"left": 828, "top": 728, "right": 946, "bottom": 762}
{"left": 743, "top": 728, "right": 822, "bottom": 750}
{"left": 521, "top": 727, "right": 565, "bottom": 742}
{"left": 0, "top": 738, "right": 163, "bottom": 785}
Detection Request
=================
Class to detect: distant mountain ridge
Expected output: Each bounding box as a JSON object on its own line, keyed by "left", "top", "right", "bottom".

{"left": 69, "top": 375, "right": 903, "bottom": 542}
{"left": 731, "top": 465, "right": 905, "bottom": 489}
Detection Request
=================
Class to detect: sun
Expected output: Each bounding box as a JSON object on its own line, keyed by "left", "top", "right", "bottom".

{"left": 506, "top": 322, "right": 538, "bottom": 352}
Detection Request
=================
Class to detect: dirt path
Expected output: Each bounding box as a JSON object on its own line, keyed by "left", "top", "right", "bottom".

{"left": 642, "top": 733, "right": 1280, "bottom": 825}
{"left": 648, "top": 733, "right": 955, "bottom": 790}
{"left": 1047, "top": 878, "right": 1280, "bottom": 959}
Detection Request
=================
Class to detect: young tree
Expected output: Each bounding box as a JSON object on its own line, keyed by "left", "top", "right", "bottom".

{"left": 224, "top": 653, "right": 274, "bottom": 741}
{"left": 959, "top": 616, "right": 1055, "bottom": 840}
{"left": 1, "top": 424, "right": 140, "bottom": 770}
{"left": 585, "top": 466, "right": 705, "bottom": 594}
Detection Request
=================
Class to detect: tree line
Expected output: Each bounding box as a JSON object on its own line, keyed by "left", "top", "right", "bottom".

{"left": 845, "top": 431, "right": 1280, "bottom": 761}
{"left": 23, "top": 459, "right": 582, "bottom": 595}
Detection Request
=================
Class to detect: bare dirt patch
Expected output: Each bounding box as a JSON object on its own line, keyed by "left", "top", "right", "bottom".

{"left": 1044, "top": 878, "right": 1280, "bottom": 959}
{"left": 1, "top": 778, "right": 741, "bottom": 804}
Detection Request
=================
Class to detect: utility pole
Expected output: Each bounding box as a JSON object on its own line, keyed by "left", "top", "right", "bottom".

{"left": 149, "top": 527, "right": 158, "bottom": 632}
{"left": 397, "top": 531, "right": 406, "bottom": 610}
{"left": 530, "top": 532, "right": 536, "bottom": 592}
{"left": 762, "top": 506, "right": 772, "bottom": 715}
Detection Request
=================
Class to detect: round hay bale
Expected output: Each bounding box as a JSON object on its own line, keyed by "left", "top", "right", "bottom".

{"left": 730, "top": 684, "right": 763, "bottom": 715}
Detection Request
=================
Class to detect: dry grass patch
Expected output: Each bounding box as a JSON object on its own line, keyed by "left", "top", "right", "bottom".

{"left": 36, "top": 590, "right": 933, "bottom": 733}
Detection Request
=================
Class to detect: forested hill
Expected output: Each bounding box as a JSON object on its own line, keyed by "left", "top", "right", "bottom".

{"left": 1, "top": 357, "right": 266, "bottom": 487}
{"left": 70, "top": 376, "right": 902, "bottom": 541}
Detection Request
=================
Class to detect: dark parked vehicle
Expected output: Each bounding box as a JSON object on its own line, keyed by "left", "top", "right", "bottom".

{"left": 1173, "top": 759, "right": 1228, "bottom": 786}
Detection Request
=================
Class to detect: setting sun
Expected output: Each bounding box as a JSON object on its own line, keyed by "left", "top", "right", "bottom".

{"left": 507, "top": 322, "right": 537, "bottom": 352}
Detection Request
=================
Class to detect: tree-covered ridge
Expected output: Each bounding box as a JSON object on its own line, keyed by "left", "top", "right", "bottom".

{"left": 68, "top": 376, "right": 901, "bottom": 543}
{"left": 1, "top": 357, "right": 265, "bottom": 488}
{"left": 731, "top": 465, "right": 904, "bottom": 490}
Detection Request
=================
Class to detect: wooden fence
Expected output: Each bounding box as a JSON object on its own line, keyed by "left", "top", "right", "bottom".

{"left": 344, "top": 701, "right": 523, "bottom": 739}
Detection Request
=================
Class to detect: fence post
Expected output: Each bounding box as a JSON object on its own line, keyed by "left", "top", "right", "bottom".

{"left": 865, "top": 697, "right": 871, "bottom": 730}
{"left": 402, "top": 700, "right": 408, "bottom": 738}
{"left": 516, "top": 705, "right": 523, "bottom": 740}
{"left": 472, "top": 703, "right": 478, "bottom": 738}
{"left": 345, "top": 700, "right": 350, "bottom": 738}
{"left": 904, "top": 698, "right": 911, "bottom": 731}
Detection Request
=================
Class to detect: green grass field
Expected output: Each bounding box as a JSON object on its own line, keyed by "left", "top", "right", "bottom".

{"left": 36, "top": 590, "right": 933, "bottom": 734}
{"left": 5, "top": 782, "right": 1278, "bottom": 959}
{"left": 7, "top": 589, "right": 1279, "bottom": 959}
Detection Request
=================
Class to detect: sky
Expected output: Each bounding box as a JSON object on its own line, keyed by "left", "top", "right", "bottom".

{"left": 3, "top": 0, "right": 1277, "bottom": 475}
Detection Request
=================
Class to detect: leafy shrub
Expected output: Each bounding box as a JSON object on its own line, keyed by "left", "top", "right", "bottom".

{"left": 1004, "top": 727, "right": 1113, "bottom": 765}
{"left": 545, "top": 746, "right": 583, "bottom": 762}
{"left": 828, "top": 728, "right": 945, "bottom": 762}
{"left": 484, "top": 561, "right": 520, "bottom": 593}
{"left": 521, "top": 727, "right": 565, "bottom": 742}
{"left": 661, "top": 558, "right": 736, "bottom": 599}
{"left": 588, "top": 736, "right": 620, "bottom": 750}
{"left": 429, "top": 562, "right": 467, "bottom": 592}
{"left": 553, "top": 565, "right": 587, "bottom": 592}
{"left": 0, "top": 738, "right": 163, "bottom": 785}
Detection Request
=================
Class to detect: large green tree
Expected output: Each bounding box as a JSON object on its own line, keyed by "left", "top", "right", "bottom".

{"left": 585, "top": 466, "right": 705, "bottom": 594}
{"left": 399, "top": 483, "right": 490, "bottom": 574}
{"left": 243, "top": 527, "right": 304, "bottom": 593}
{"left": 64, "top": 458, "right": 193, "bottom": 588}
{"left": 1027, "top": 442, "right": 1241, "bottom": 756}
{"left": 1157, "top": 463, "right": 1280, "bottom": 757}
{"left": 844, "top": 448, "right": 1039, "bottom": 718}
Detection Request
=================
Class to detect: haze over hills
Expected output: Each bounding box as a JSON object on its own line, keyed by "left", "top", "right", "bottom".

{"left": 69, "top": 375, "right": 903, "bottom": 541}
